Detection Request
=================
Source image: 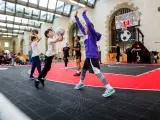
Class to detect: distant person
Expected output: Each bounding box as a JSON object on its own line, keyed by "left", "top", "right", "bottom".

{"left": 10, "top": 52, "right": 15, "bottom": 66}
{"left": 29, "top": 36, "right": 41, "bottom": 80}
{"left": 98, "top": 46, "right": 102, "bottom": 64}
{"left": 0, "top": 52, "right": 3, "bottom": 65}
{"left": 126, "top": 45, "right": 132, "bottom": 63}
{"left": 131, "top": 48, "right": 137, "bottom": 64}
{"left": 63, "top": 43, "right": 70, "bottom": 69}
{"left": 29, "top": 30, "right": 42, "bottom": 79}
{"left": 153, "top": 51, "right": 159, "bottom": 63}
{"left": 72, "top": 36, "right": 81, "bottom": 76}
{"left": 110, "top": 44, "right": 120, "bottom": 64}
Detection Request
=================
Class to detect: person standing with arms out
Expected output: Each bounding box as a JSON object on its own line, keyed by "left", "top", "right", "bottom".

{"left": 35, "top": 29, "right": 63, "bottom": 89}
{"left": 110, "top": 44, "right": 120, "bottom": 64}
{"left": 72, "top": 36, "right": 82, "bottom": 76}
{"left": 29, "top": 36, "right": 41, "bottom": 80}
{"left": 63, "top": 43, "right": 70, "bottom": 70}
{"left": 74, "top": 9, "right": 115, "bottom": 97}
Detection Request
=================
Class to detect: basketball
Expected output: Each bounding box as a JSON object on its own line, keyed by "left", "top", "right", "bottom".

{"left": 55, "top": 28, "right": 65, "bottom": 36}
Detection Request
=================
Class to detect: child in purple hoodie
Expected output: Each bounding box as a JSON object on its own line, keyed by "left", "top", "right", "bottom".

{"left": 74, "top": 9, "right": 115, "bottom": 97}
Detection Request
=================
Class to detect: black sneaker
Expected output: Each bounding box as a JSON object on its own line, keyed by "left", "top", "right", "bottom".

{"left": 42, "top": 78, "right": 46, "bottom": 81}
{"left": 40, "top": 79, "right": 45, "bottom": 86}
{"left": 34, "top": 80, "right": 39, "bottom": 89}
{"left": 74, "top": 72, "right": 81, "bottom": 76}
{"left": 30, "top": 77, "right": 34, "bottom": 80}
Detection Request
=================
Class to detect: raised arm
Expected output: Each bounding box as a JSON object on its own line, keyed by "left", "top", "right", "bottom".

{"left": 82, "top": 10, "right": 96, "bottom": 35}
{"left": 35, "top": 35, "right": 41, "bottom": 43}
{"left": 75, "top": 11, "right": 86, "bottom": 35}
{"left": 50, "top": 35, "right": 63, "bottom": 43}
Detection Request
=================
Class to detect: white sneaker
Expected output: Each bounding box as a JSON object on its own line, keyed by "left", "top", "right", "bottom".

{"left": 65, "top": 67, "right": 67, "bottom": 70}
{"left": 102, "top": 88, "right": 115, "bottom": 97}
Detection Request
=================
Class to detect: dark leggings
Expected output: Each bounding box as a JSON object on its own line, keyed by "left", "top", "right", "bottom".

{"left": 64, "top": 57, "right": 68, "bottom": 67}
{"left": 116, "top": 54, "right": 120, "bottom": 62}
{"left": 38, "top": 56, "right": 53, "bottom": 80}
{"left": 30, "top": 56, "right": 41, "bottom": 78}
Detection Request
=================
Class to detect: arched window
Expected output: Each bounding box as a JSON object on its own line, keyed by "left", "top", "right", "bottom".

{"left": 111, "top": 8, "right": 135, "bottom": 52}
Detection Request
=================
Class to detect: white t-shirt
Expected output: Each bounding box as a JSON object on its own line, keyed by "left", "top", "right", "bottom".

{"left": 8, "top": 53, "right": 12, "bottom": 59}
{"left": 45, "top": 38, "right": 56, "bottom": 57}
{"left": 31, "top": 41, "right": 39, "bottom": 57}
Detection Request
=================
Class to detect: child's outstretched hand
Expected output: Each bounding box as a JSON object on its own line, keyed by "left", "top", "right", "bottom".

{"left": 75, "top": 10, "right": 78, "bottom": 16}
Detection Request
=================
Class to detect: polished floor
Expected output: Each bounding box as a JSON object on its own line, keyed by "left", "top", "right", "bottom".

{"left": 0, "top": 66, "right": 160, "bottom": 120}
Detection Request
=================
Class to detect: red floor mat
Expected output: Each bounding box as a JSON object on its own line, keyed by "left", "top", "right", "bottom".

{"left": 34, "top": 63, "right": 160, "bottom": 91}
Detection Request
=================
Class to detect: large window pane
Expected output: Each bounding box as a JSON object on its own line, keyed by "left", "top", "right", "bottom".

{"left": 20, "top": 26, "right": 27, "bottom": 30}
{"left": 0, "top": 23, "right": 6, "bottom": 26}
{"left": 6, "top": 2, "right": 15, "bottom": 13}
{"left": 39, "top": 0, "right": 48, "bottom": 8}
{"left": 14, "top": 25, "right": 19, "bottom": 29}
{"left": 28, "top": 20, "right": 35, "bottom": 25}
{"left": 88, "top": 0, "right": 95, "bottom": 4}
{"left": 16, "top": 4, "right": 24, "bottom": 13}
{"left": 13, "top": 30, "right": 19, "bottom": 32}
{"left": 7, "top": 16, "right": 14, "bottom": 21}
{"left": 48, "top": 0, "right": 57, "bottom": 10}
{"left": 12, "top": 33, "right": 18, "bottom": 36}
{"left": 29, "top": 0, "right": 37, "bottom": 4}
{"left": 8, "top": 30, "right": 12, "bottom": 33}
{"left": 35, "top": 22, "right": 40, "bottom": 27}
{"left": 18, "top": 0, "right": 27, "bottom": 2}
{"left": 24, "top": 7, "right": 32, "bottom": 16}
{"left": 32, "top": 8, "right": 40, "bottom": 18}
{"left": 21, "top": 18, "right": 28, "bottom": 24}
{"left": 0, "top": 0, "right": 5, "bottom": 11}
{"left": 19, "top": 30, "right": 25, "bottom": 33}
{"left": 7, "top": 23, "right": 13, "bottom": 28}
{"left": 26, "top": 27, "right": 33, "bottom": 31}
{"left": 72, "top": 5, "right": 80, "bottom": 11}
{"left": 56, "top": 1, "right": 64, "bottom": 12}
{"left": 0, "top": 14, "right": 6, "bottom": 20}
{"left": 40, "top": 11, "right": 47, "bottom": 20}
{"left": 80, "top": 0, "right": 87, "bottom": 4}
{"left": 47, "top": 13, "right": 53, "bottom": 22}
{"left": 1, "top": 28, "right": 7, "bottom": 31}
{"left": 15, "top": 17, "right": 21, "bottom": 23}
{"left": 63, "top": 4, "right": 71, "bottom": 14}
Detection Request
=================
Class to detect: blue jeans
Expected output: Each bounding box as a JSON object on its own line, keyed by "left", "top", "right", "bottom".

{"left": 30, "top": 56, "right": 41, "bottom": 78}
{"left": 28, "top": 51, "right": 32, "bottom": 63}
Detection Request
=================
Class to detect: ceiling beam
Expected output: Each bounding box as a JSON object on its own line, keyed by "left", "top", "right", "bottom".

{"left": 6, "top": 0, "right": 69, "bottom": 20}
{"left": 0, "top": 25, "right": 31, "bottom": 32}
{"left": 0, "top": 19, "right": 40, "bottom": 28}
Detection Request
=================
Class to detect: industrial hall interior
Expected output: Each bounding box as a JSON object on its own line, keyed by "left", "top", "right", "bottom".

{"left": 0, "top": 0, "right": 160, "bottom": 120}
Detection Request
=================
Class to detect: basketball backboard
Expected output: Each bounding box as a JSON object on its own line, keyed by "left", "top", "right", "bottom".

{"left": 115, "top": 11, "right": 140, "bottom": 29}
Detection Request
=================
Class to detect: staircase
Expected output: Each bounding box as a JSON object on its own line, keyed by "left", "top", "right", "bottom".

{"left": 132, "top": 41, "right": 151, "bottom": 64}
